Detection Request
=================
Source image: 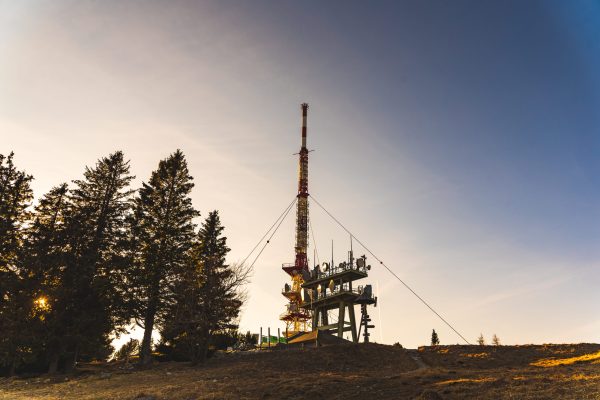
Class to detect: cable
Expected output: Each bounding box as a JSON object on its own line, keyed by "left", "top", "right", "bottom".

{"left": 241, "top": 197, "right": 297, "bottom": 267}
{"left": 309, "top": 194, "right": 472, "bottom": 345}
{"left": 248, "top": 197, "right": 297, "bottom": 270}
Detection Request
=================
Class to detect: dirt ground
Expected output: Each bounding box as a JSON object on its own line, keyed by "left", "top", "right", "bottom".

{"left": 1, "top": 343, "right": 600, "bottom": 400}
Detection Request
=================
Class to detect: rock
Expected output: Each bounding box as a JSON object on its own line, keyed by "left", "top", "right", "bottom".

{"left": 99, "top": 372, "right": 112, "bottom": 379}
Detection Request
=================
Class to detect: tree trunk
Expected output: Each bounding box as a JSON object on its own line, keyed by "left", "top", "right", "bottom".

{"left": 64, "top": 344, "right": 79, "bottom": 373}
{"left": 48, "top": 352, "right": 60, "bottom": 374}
{"left": 194, "top": 326, "right": 211, "bottom": 365}
{"left": 191, "top": 338, "right": 206, "bottom": 366}
{"left": 8, "top": 359, "right": 16, "bottom": 377}
{"left": 140, "top": 303, "right": 156, "bottom": 365}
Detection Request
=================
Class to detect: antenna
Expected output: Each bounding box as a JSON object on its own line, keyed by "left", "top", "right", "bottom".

{"left": 331, "top": 239, "right": 334, "bottom": 270}
{"left": 349, "top": 234, "right": 354, "bottom": 266}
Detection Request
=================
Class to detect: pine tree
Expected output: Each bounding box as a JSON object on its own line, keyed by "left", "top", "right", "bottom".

{"left": 161, "top": 211, "right": 249, "bottom": 364}
{"left": 431, "top": 329, "right": 440, "bottom": 346}
{"left": 0, "top": 152, "right": 33, "bottom": 298}
{"left": 0, "top": 152, "right": 33, "bottom": 376}
{"left": 125, "top": 150, "right": 199, "bottom": 365}
{"left": 23, "top": 184, "right": 72, "bottom": 373}
{"left": 57, "top": 151, "right": 134, "bottom": 371}
{"left": 492, "top": 334, "right": 500, "bottom": 346}
{"left": 477, "top": 333, "right": 485, "bottom": 346}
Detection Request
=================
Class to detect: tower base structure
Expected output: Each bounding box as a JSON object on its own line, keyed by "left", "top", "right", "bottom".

{"left": 300, "top": 251, "right": 377, "bottom": 343}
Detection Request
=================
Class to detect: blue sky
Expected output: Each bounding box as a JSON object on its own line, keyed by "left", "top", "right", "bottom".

{"left": 1, "top": 0, "right": 599, "bottom": 347}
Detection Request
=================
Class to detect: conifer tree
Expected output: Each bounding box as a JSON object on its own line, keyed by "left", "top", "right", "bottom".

{"left": 477, "top": 333, "right": 485, "bottom": 346}
{"left": 23, "top": 184, "right": 72, "bottom": 373}
{"left": 161, "top": 211, "right": 249, "bottom": 364}
{"left": 492, "top": 334, "right": 500, "bottom": 346}
{"left": 431, "top": 329, "right": 440, "bottom": 346}
{"left": 57, "top": 151, "right": 134, "bottom": 371}
{"left": 0, "top": 152, "right": 33, "bottom": 375}
{"left": 125, "top": 150, "right": 199, "bottom": 365}
{"left": 0, "top": 152, "right": 33, "bottom": 298}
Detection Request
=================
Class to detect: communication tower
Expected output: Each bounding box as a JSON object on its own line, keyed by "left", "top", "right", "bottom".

{"left": 280, "top": 103, "right": 312, "bottom": 336}
{"left": 280, "top": 103, "right": 378, "bottom": 343}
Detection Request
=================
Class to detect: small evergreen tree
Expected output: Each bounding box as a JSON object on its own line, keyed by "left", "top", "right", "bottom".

{"left": 492, "top": 334, "right": 500, "bottom": 346}
{"left": 431, "top": 329, "right": 440, "bottom": 346}
{"left": 477, "top": 333, "right": 485, "bottom": 346}
{"left": 161, "top": 211, "right": 249, "bottom": 364}
{"left": 244, "top": 331, "right": 257, "bottom": 346}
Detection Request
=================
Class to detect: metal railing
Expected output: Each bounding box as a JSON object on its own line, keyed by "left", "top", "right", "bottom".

{"left": 307, "top": 259, "right": 369, "bottom": 282}
{"left": 303, "top": 284, "right": 376, "bottom": 303}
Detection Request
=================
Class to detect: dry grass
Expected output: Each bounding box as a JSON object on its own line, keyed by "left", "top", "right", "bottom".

{"left": 1, "top": 343, "right": 599, "bottom": 399}
{"left": 435, "top": 377, "right": 495, "bottom": 385}
{"left": 530, "top": 350, "right": 600, "bottom": 367}
{"left": 460, "top": 352, "right": 489, "bottom": 358}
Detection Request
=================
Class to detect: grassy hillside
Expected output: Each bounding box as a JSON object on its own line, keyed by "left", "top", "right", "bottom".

{"left": 1, "top": 343, "right": 599, "bottom": 399}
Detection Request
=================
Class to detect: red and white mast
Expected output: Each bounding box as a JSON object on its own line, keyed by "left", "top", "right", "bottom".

{"left": 280, "top": 103, "right": 312, "bottom": 336}
{"left": 295, "top": 103, "right": 309, "bottom": 272}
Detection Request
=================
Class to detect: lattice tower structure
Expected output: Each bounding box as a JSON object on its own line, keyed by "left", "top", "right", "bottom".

{"left": 280, "top": 103, "right": 312, "bottom": 336}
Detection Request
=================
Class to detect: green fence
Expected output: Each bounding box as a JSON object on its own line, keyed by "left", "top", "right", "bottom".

{"left": 261, "top": 335, "right": 287, "bottom": 344}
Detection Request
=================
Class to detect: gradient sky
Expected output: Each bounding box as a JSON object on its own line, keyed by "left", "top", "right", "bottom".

{"left": 1, "top": 0, "right": 599, "bottom": 348}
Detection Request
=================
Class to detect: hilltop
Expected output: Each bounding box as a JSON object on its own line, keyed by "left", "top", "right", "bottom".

{"left": 1, "top": 343, "right": 600, "bottom": 399}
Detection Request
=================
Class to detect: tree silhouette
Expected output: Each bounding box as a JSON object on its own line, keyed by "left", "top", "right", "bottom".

{"left": 59, "top": 151, "right": 134, "bottom": 371}
{"left": 477, "top": 333, "right": 485, "bottom": 346}
{"left": 125, "top": 150, "right": 199, "bottom": 365}
{"left": 24, "top": 184, "right": 71, "bottom": 373}
{"left": 431, "top": 329, "right": 440, "bottom": 346}
{"left": 0, "top": 152, "right": 33, "bottom": 376}
{"left": 161, "top": 211, "right": 249, "bottom": 363}
{"left": 492, "top": 334, "right": 500, "bottom": 346}
{"left": 0, "top": 150, "right": 253, "bottom": 375}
